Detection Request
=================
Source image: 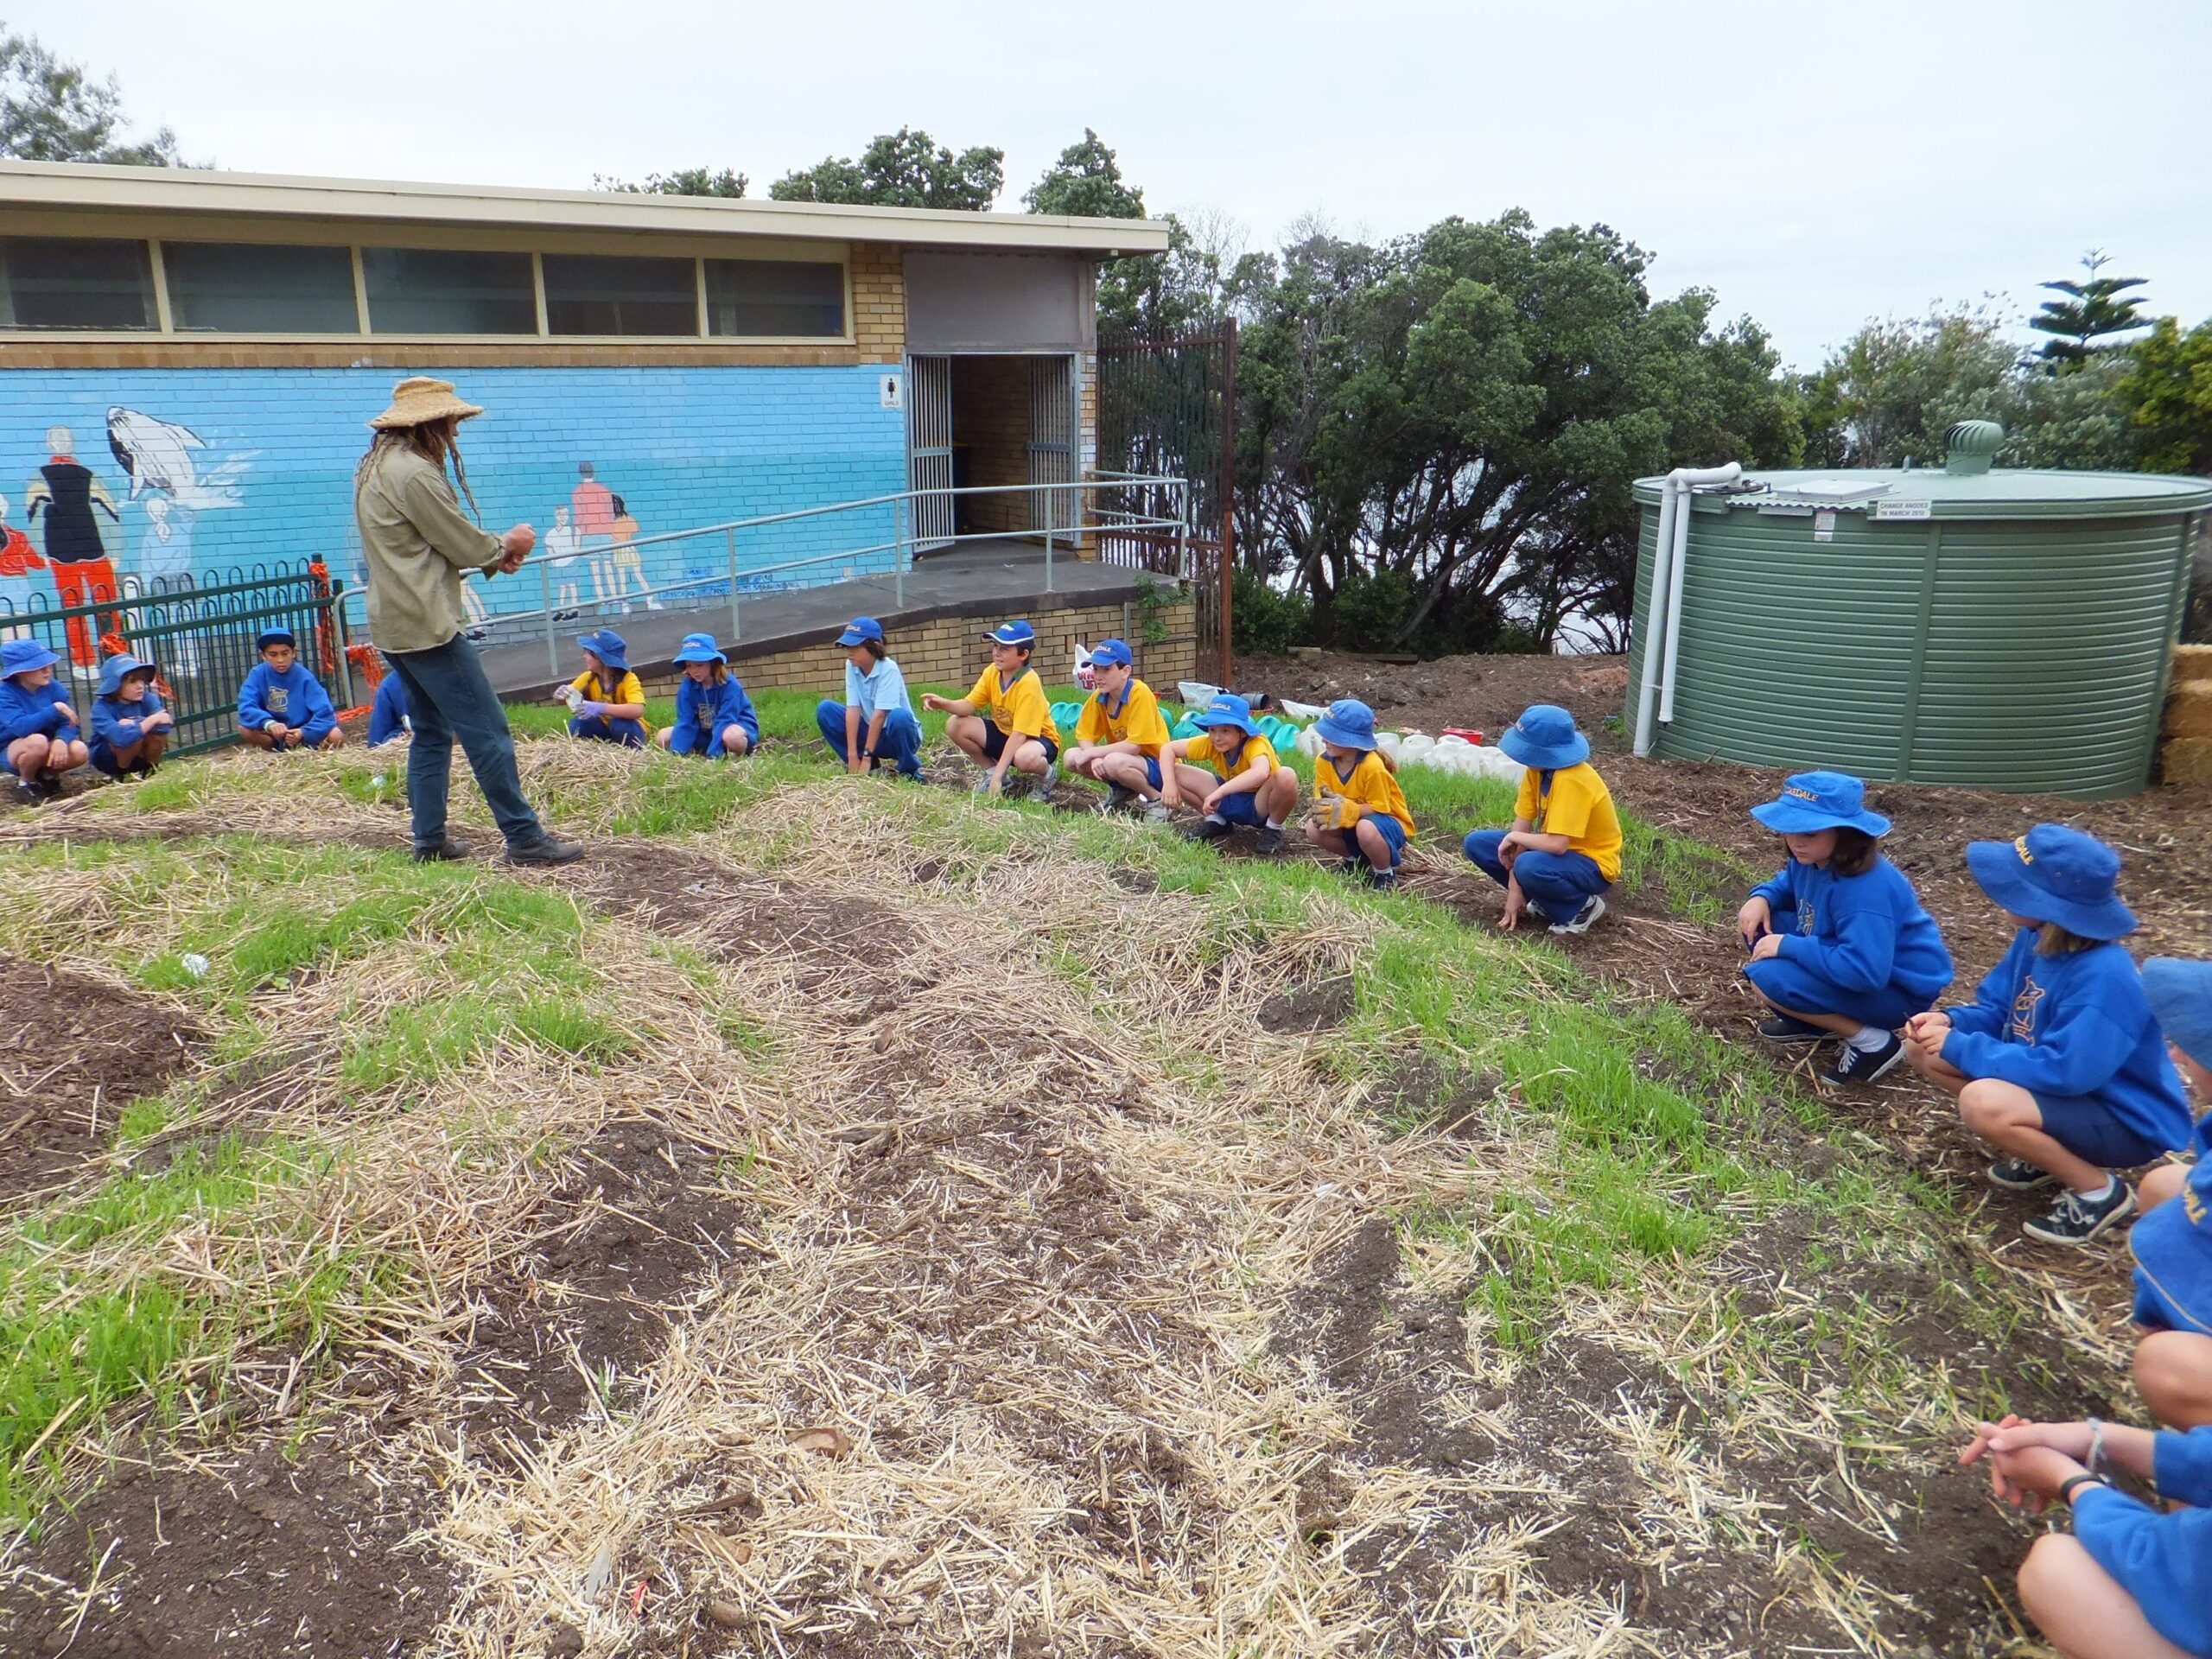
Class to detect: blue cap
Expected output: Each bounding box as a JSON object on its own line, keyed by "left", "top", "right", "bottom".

{"left": 577, "top": 629, "right": 629, "bottom": 671}
{"left": 1749, "top": 771, "right": 1891, "bottom": 838}
{"left": 836, "top": 616, "right": 886, "bottom": 647}
{"left": 1313, "top": 697, "right": 1379, "bottom": 752}
{"left": 1086, "top": 639, "right": 1134, "bottom": 670}
{"left": 1965, "top": 823, "right": 2137, "bottom": 940}
{"left": 98, "top": 653, "right": 156, "bottom": 696}
{"left": 671, "top": 632, "right": 726, "bottom": 666}
{"left": 0, "top": 639, "right": 60, "bottom": 677}
{"left": 1191, "top": 692, "right": 1259, "bottom": 736}
{"left": 1497, "top": 704, "right": 1589, "bottom": 770}
{"left": 986, "top": 619, "right": 1036, "bottom": 647}
{"left": 255, "top": 627, "right": 296, "bottom": 652}
{"left": 2143, "top": 958, "right": 2212, "bottom": 1071}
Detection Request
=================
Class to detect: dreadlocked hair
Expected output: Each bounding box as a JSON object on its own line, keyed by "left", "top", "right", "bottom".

{"left": 355, "top": 417, "right": 481, "bottom": 522}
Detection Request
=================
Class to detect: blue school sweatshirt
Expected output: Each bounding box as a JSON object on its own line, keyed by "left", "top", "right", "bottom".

{"left": 237, "top": 660, "right": 337, "bottom": 741}
{"left": 90, "top": 658, "right": 164, "bottom": 753}
{"left": 1751, "top": 856, "right": 1954, "bottom": 1001}
{"left": 2073, "top": 1427, "right": 2212, "bottom": 1656}
{"left": 366, "top": 674, "right": 409, "bottom": 747}
{"left": 0, "top": 675, "right": 79, "bottom": 745}
{"left": 667, "top": 673, "right": 759, "bottom": 759}
{"left": 1940, "top": 929, "right": 2190, "bottom": 1148}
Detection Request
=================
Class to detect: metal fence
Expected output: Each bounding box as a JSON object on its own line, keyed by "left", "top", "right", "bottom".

{"left": 1, "top": 561, "right": 354, "bottom": 758}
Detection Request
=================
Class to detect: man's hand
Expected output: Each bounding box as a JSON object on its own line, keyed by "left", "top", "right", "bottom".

{"left": 848, "top": 752, "right": 869, "bottom": 776}
{"left": 499, "top": 524, "right": 535, "bottom": 574}
{"left": 1738, "top": 895, "right": 1772, "bottom": 950}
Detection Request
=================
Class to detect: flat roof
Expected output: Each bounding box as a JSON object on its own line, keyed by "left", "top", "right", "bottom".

{"left": 1633, "top": 466, "right": 2212, "bottom": 520}
{"left": 0, "top": 160, "right": 1174, "bottom": 257}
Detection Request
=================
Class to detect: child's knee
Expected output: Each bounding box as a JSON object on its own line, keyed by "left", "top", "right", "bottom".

{"left": 723, "top": 728, "right": 751, "bottom": 756}
{"left": 2135, "top": 1332, "right": 2212, "bottom": 1424}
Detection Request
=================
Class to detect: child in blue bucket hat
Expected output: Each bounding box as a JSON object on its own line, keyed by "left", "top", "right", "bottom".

{"left": 1463, "top": 704, "right": 1619, "bottom": 934}
{"left": 921, "top": 619, "right": 1061, "bottom": 802}
{"left": 1905, "top": 824, "right": 2191, "bottom": 1247}
{"left": 1305, "top": 698, "right": 1414, "bottom": 889}
{"left": 1736, "top": 771, "right": 1954, "bottom": 1087}
{"left": 657, "top": 632, "right": 757, "bottom": 760}
{"left": 89, "top": 652, "right": 175, "bottom": 779}
{"left": 563, "top": 629, "right": 649, "bottom": 747}
{"left": 817, "top": 616, "right": 922, "bottom": 779}
{"left": 0, "top": 638, "right": 86, "bottom": 804}
{"left": 2126, "top": 957, "right": 2212, "bottom": 1430}
{"left": 1163, "top": 693, "right": 1300, "bottom": 853}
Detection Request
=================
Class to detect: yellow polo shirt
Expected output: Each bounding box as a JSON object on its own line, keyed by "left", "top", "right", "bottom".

{"left": 1515, "top": 761, "right": 1622, "bottom": 880}
{"left": 965, "top": 664, "right": 1060, "bottom": 743}
{"left": 1182, "top": 728, "right": 1276, "bottom": 779}
{"left": 1075, "top": 679, "right": 1172, "bottom": 755}
{"left": 570, "top": 668, "right": 645, "bottom": 709}
{"left": 1317, "top": 751, "right": 1414, "bottom": 836}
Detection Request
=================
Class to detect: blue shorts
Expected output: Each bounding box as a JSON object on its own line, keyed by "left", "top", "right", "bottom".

{"left": 2033, "top": 1094, "right": 2175, "bottom": 1171}
{"left": 1742, "top": 957, "right": 1936, "bottom": 1033}
{"left": 89, "top": 741, "right": 129, "bottom": 777}
{"left": 980, "top": 723, "right": 1058, "bottom": 766}
{"left": 1211, "top": 788, "right": 1265, "bottom": 826}
{"left": 1141, "top": 755, "right": 1164, "bottom": 791}
{"left": 1354, "top": 811, "right": 1408, "bottom": 866}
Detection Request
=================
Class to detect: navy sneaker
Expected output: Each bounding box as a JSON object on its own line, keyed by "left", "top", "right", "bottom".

{"left": 1253, "top": 826, "right": 1284, "bottom": 855}
{"left": 2022, "top": 1182, "right": 2136, "bottom": 1248}
{"left": 1758, "top": 1014, "right": 1828, "bottom": 1044}
{"left": 1818, "top": 1030, "right": 1905, "bottom": 1086}
{"left": 1987, "top": 1157, "right": 2056, "bottom": 1192}
{"left": 1102, "top": 784, "right": 1136, "bottom": 814}
{"left": 1548, "top": 894, "right": 1607, "bottom": 936}
{"left": 1193, "top": 817, "right": 1231, "bottom": 842}
{"left": 1363, "top": 866, "right": 1398, "bottom": 893}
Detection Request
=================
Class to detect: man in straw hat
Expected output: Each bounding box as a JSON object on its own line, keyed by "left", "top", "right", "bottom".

{"left": 354, "top": 377, "right": 581, "bottom": 865}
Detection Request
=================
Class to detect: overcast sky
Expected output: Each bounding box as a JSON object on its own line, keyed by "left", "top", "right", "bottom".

{"left": 19, "top": 0, "right": 2211, "bottom": 368}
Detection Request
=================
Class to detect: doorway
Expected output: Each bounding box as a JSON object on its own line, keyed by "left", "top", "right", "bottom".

{"left": 905, "top": 352, "right": 1077, "bottom": 553}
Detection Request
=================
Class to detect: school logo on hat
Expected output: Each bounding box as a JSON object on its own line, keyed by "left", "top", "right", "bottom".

{"left": 1313, "top": 698, "right": 1380, "bottom": 752}
{"left": 255, "top": 626, "right": 296, "bottom": 652}
{"left": 1965, "top": 822, "right": 2136, "bottom": 940}
{"left": 1496, "top": 703, "right": 1589, "bottom": 770}
{"left": 1086, "top": 639, "right": 1134, "bottom": 670}
{"left": 1191, "top": 692, "right": 1259, "bottom": 735}
{"left": 577, "top": 629, "right": 629, "bottom": 671}
{"left": 836, "top": 616, "right": 886, "bottom": 647}
{"left": 985, "top": 620, "right": 1036, "bottom": 647}
{"left": 1749, "top": 771, "right": 1891, "bottom": 837}
{"left": 671, "top": 632, "right": 727, "bottom": 665}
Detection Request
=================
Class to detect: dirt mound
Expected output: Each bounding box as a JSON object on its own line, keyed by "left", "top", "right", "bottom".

{"left": 0, "top": 958, "right": 200, "bottom": 1205}
{"left": 0, "top": 1437, "right": 453, "bottom": 1659}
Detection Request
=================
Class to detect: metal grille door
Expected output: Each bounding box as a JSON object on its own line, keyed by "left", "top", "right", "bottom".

{"left": 906, "top": 354, "right": 954, "bottom": 550}
{"left": 1027, "top": 355, "right": 1076, "bottom": 534}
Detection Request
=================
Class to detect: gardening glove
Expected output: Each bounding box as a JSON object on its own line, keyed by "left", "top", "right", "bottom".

{"left": 577, "top": 701, "right": 608, "bottom": 721}
{"left": 1318, "top": 795, "right": 1360, "bottom": 830}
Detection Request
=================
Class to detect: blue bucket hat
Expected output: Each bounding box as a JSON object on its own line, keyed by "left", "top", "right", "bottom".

{"left": 255, "top": 626, "right": 296, "bottom": 652}
{"left": 671, "top": 632, "right": 726, "bottom": 666}
{"left": 1313, "top": 698, "right": 1380, "bottom": 752}
{"left": 985, "top": 619, "right": 1036, "bottom": 647}
{"left": 97, "top": 653, "right": 156, "bottom": 697}
{"left": 2143, "top": 958, "right": 2212, "bottom": 1071}
{"left": 1749, "top": 771, "right": 1891, "bottom": 838}
{"left": 1965, "top": 823, "right": 2137, "bottom": 940}
{"left": 1086, "top": 639, "right": 1134, "bottom": 670}
{"left": 0, "top": 639, "right": 60, "bottom": 678}
{"left": 836, "top": 616, "right": 886, "bottom": 647}
{"left": 1497, "top": 704, "right": 1589, "bottom": 770}
{"left": 1191, "top": 692, "right": 1260, "bottom": 737}
{"left": 577, "top": 629, "right": 628, "bottom": 671}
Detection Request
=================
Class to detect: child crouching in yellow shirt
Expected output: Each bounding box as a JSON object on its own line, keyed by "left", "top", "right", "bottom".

{"left": 1305, "top": 698, "right": 1414, "bottom": 891}
{"left": 920, "top": 618, "right": 1061, "bottom": 802}
{"left": 1163, "top": 693, "right": 1300, "bottom": 854}
{"left": 1462, "top": 703, "right": 1620, "bottom": 935}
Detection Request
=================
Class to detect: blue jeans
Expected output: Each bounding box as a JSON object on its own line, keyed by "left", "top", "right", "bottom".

{"left": 816, "top": 699, "right": 922, "bottom": 776}
{"left": 1464, "top": 830, "right": 1611, "bottom": 920}
{"left": 384, "top": 634, "right": 550, "bottom": 852}
{"left": 569, "top": 715, "right": 647, "bottom": 747}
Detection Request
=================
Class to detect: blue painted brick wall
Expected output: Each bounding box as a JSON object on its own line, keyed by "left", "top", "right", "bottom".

{"left": 0, "top": 365, "right": 907, "bottom": 622}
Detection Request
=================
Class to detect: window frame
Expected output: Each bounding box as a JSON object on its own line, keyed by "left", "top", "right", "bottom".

{"left": 0, "top": 232, "right": 162, "bottom": 332}
{"left": 0, "top": 226, "right": 854, "bottom": 346}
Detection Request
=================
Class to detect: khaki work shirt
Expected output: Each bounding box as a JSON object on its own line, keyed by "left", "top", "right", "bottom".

{"left": 354, "top": 447, "right": 505, "bottom": 654}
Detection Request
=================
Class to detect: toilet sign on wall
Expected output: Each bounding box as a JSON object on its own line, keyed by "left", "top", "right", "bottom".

{"left": 880, "top": 372, "right": 903, "bottom": 410}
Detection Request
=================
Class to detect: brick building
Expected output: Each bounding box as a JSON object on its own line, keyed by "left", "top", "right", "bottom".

{"left": 0, "top": 162, "right": 1168, "bottom": 630}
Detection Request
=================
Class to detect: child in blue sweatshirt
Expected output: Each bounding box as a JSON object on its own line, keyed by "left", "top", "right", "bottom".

{"left": 656, "top": 632, "right": 757, "bottom": 759}
{"left": 0, "top": 638, "right": 87, "bottom": 804}
{"left": 366, "top": 664, "right": 410, "bottom": 747}
{"left": 1905, "top": 823, "right": 2190, "bottom": 1248}
{"left": 237, "top": 628, "right": 342, "bottom": 752}
{"left": 1961, "top": 1411, "right": 2212, "bottom": 1659}
{"left": 2126, "top": 957, "right": 2212, "bottom": 1433}
{"left": 1737, "top": 771, "right": 1954, "bottom": 1087}
{"left": 88, "top": 652, "right": 175, "bottom": 779}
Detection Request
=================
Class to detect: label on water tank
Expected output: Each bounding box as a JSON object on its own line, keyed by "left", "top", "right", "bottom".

{"left": 1814, "top": 510, "right": 1836, "bottom": 542}
{"left": 1874, "top": 497, "right": 1932, "bottom": 521}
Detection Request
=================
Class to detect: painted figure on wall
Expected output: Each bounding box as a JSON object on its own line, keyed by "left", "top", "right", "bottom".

{"left": 607, "top": 491, "right": 658, "bottom": 610}
{"left": 544, "top": 505, "right": 583, "bottom": 620}
{"left": 24, "top": 425, "right": 121, "bottom": 668}
{"left": 0, "top": 492, "right": 48, "bottom": 631}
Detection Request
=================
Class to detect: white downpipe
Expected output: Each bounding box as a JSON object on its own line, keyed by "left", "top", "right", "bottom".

{"left": 1637, "top": 462, "right": 1743, "bottom": 752}
{"left": 1631, "top": 480, "right": 1681, "bottom": 755}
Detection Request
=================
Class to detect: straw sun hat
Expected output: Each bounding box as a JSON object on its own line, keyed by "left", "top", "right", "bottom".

{"left": 367, "top": 377, "right": 485, "bottom": 430}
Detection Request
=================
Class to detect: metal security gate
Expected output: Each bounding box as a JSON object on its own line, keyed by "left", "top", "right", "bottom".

{"left": 906, "top": 353, "right": 954, "bottom": 551}
{"left": 1027, "top": 354, "right": 1076, "bottom": 536}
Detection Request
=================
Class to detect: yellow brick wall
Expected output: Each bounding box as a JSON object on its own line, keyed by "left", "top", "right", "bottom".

{"left": 638, "top": 598, "right": 1198, "bottom": 702}
{"left": 850, "top": 242, "right": 906, "bottom": 365}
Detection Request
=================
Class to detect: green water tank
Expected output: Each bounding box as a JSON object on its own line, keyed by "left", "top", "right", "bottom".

{"left": 1625, "top": 427, "right": 2212, "bottom": 799}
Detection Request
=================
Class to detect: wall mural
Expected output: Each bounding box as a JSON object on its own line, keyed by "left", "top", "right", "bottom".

{"left": 3, "top": 365, "right": 909, "bottom": 646}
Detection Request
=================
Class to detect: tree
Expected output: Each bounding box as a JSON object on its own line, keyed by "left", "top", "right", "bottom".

{"left": 595, "top": 167, "right": 747, "bottom": 198}
{"left": 2117, "top": 315, "right": 2212, "bottom": 475}
{"left": 769, "top": 128, "right": 1001, "bottom": 211}
{"left": 1, "top": 21, "right": 180, "bottom": 164}
{"left": 1025, "top": 129, "right": 1145, "bottom": 219}
{"left": 2030, "top": 251, "right": 2151, "bottom": 369}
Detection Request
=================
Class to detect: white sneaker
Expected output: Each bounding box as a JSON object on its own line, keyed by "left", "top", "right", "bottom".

{"left": 1028, "top": 763, "right": 1058, "bottom": 804}
{"left": 1142, "top": 800, "right": 1174, "bottom": 825}
{"left": 1548, "top": 895, "right": 1608, "bottom": 936}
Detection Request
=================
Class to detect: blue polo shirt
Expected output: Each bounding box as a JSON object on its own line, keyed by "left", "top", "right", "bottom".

{"left": 844, "top": 655, "right": 912, "bottom": 721}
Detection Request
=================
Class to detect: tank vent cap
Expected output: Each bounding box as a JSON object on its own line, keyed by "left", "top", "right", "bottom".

{"left": 1944, "top": 419, "right": 2005, "bottom": 476}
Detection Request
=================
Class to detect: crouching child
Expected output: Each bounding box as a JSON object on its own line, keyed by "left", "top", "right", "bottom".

{"left": 658, "top": 632, "right": 757, "bottom": 759}
{"left": 1464, "top": 703, "right": 1618, "bottom": 935}
{"left": 1166, "top": 693, "right": 1299, "bottom": 852}
{"left": 1306, "top": 699, "right": 1413, "bottom": 889}
{"left": 90, "top": 652, "right": 175, "bottom": 780}
{"left": 238, "top": 627, "right": 342, "bottom": 752}
{"left": 0, "top": 638, "right": 88, "bottom": 804}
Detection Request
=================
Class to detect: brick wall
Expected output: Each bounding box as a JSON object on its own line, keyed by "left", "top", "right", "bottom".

{"left": 637, "top": 595, "right": 1198, "bottom": 702}
{"left": 2164, "top": 644, "right": 2212, "bottom": 785}
{"left": 851, "top": 243, "right": 905, "bottom": 365}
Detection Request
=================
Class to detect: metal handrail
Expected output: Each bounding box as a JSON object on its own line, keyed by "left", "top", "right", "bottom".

{"left": 515, "top": 473, "right": 1190, "bottom": 677}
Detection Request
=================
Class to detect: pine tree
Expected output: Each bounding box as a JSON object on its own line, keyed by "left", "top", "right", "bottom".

{"left": 2030, "top": 251, "right": 2150, "bottom": 369}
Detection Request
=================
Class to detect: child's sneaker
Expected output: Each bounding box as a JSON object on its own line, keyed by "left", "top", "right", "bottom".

{"left": 1818, "top": 1030, "right": 1904, "bottom": 1086}
{"left": 1254, "top": 825, "right": 1284, "bottom": 855}
{"left": 1142, "top": 800, "right": 1174, "bottom": 825}
{"left": 1337, "top": 855, "right": 1363, "bottom": 878}
{"left": 1363, "top": 866, "right": 1399, "bottom": 893}
{"left": 1548, "top": 895, "right": 1607, "bottom": 936}
{"left": 1101, "top": 784, "right": 1136, "bottom": 814}
{"left": 1757, "top": 1014, "right": 1828, "bottom": 1044}
{"left": 13, "top": 779, "right": 42, "bottom": 807}
{"left": 1028, "top": 763, "right": 1058, "bottom": 804}
{"left": 2022, "top": 1181, "right": 2136, "bottom": 1247}
{"left": 1987, "top": 1156, "right": 2056, "bottom": 1192}
{"left": 1193, "top": 817, "right": 1231, "bottom": 842}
